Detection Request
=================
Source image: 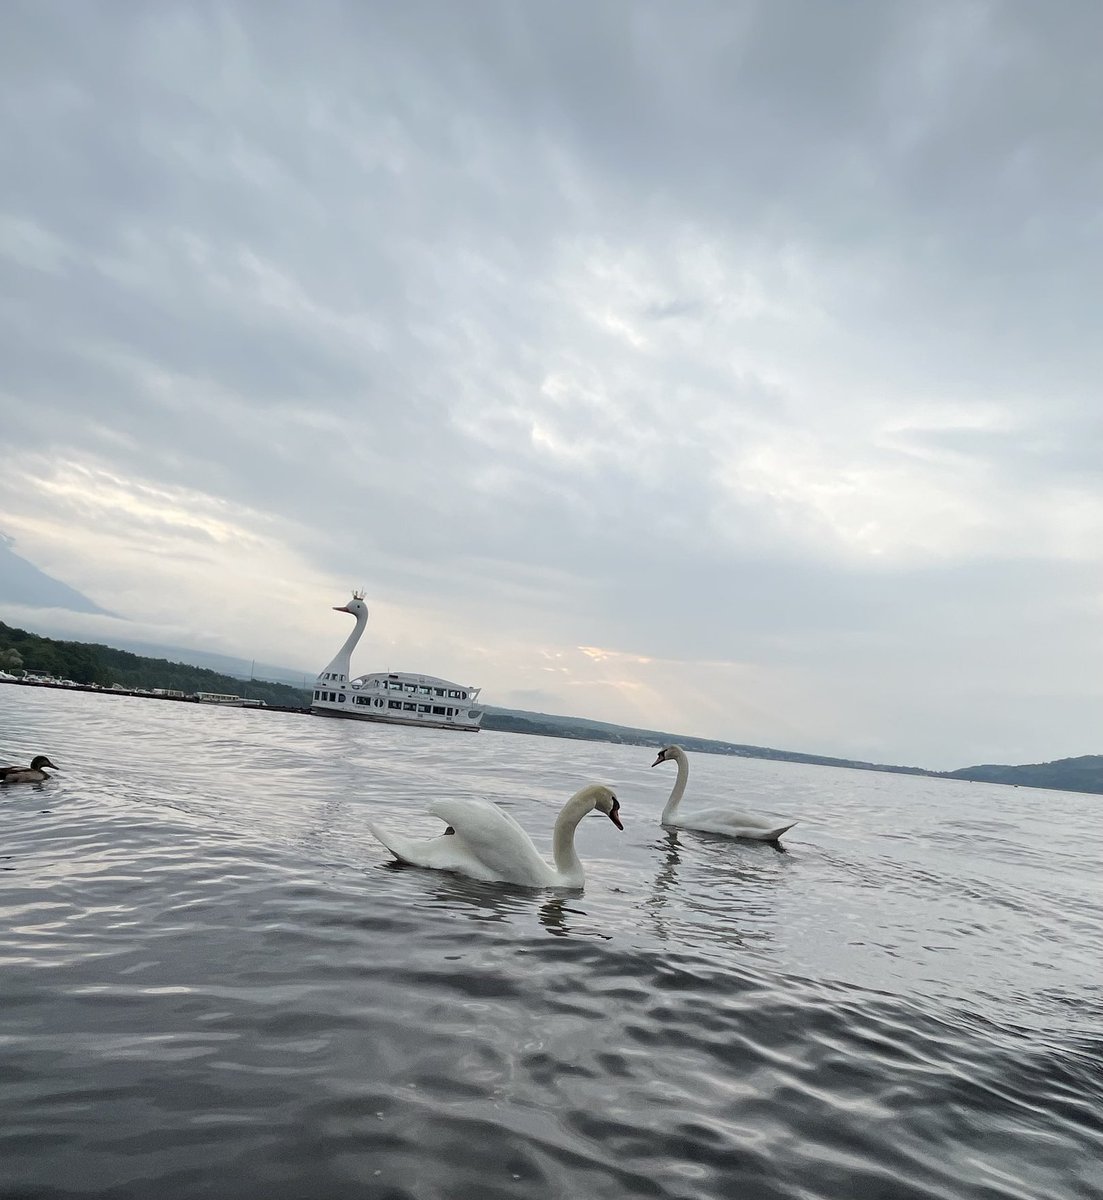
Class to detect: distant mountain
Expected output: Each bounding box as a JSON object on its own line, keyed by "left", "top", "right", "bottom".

{"left": 481, "top": 707, "right": 1103, "bottom": 796}
{"left": 0, "top": 535, "right": 113, "bottom": 615}
{"left": 944, "top": 756, "right": 1103, "bottom": 795}
{"left": 480, "top": 706, "right": 931, "bottom": 776}
{"left": 103, "top": 639, "right": 313, "bottom": 687}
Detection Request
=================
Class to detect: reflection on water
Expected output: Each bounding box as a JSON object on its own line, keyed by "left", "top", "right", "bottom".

{"left": 2, "top": 686, "right": 1102, "bottom": 1200}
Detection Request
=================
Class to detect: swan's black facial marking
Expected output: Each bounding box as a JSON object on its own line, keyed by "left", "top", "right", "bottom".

{"left": 443, "top": 826, "right": 456, "bottom": 835}
{"left": 607, "top": 796, "right": 623, "bottom": 830}
{"left": 650, "top": 750, "right": 666, "bottom": 768}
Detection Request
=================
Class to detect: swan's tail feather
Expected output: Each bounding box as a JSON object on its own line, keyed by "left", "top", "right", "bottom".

{"left": 762, "top": 821, "right": 796, "bottom": 842}
{"left": 365, "top": 821, "right": 417, "bottom": 863}
{"left": 366, "top": 822, "right": 466, "bottom": 871}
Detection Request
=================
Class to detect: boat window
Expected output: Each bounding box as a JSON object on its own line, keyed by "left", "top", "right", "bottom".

{"left": 432, "top": 706, "right": 445, "bottom": 715}
{"left": 461, "top": 692, "right": 467, "bottom": 699}
{"left": 403, "top": 702, "right": 416, "bottom": 711}
{"left": 313, "top": 690, "right": 319, "bottom": 700}
{"left": 446, "top": 708, "right": 454, "bottom": 717}
{"left": 419, "top": 686, "right": 431, "bottom": 695}
{"left": 448, "top": 690, "right": 459, "bottom": 698}
{"left": 388, "top": 700, "right": 401, "bottom": 710}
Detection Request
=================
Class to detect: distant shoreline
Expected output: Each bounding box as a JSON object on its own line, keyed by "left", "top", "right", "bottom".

{"left": 5, "top": 676, "right": 1101, "bottom": 796}
{"left": 0, "top": 677, "right": 310, "bottom": 715}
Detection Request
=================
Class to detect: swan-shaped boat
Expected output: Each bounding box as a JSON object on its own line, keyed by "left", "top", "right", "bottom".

{"left": 366, "top": 784, "right": 623, "bottom": 888}
{"left": 0, "top": 755, "right": 58, "bottom": 784}
{"left": 652, "top": 745, "right": 795, "bottom": 842}
{"left": 312, "top": 593, "right": 483, "bottom": 731}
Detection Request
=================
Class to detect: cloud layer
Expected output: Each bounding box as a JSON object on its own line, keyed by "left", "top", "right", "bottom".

{"left": 2, "top": 1, "right": 1102, "bottom": 767}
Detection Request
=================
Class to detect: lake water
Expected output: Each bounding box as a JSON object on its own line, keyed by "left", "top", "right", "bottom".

{"left": 2, "top": 685, "right": 1101, "bottom": 1199}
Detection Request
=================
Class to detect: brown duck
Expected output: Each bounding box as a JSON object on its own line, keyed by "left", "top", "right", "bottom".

{"left": 0, "top": 755, "right": 58, "bottom": 784}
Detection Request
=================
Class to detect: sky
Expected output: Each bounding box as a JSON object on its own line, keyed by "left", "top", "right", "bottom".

{"left": 2, "top": 1, "right": 1102, "bottom": 770}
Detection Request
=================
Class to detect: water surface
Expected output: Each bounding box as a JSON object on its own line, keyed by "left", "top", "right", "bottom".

{"left": 2, "top": 686, "right": 1100, "bottom": 1198}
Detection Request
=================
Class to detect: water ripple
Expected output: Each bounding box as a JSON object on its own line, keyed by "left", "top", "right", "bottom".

{"left": 2, "top": 686, "right": 1102, "bottom": 1199}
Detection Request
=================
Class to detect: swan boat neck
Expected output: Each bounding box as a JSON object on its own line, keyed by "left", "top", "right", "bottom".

{"left": 311, "top": 592, "right": 484, "bottom": 733}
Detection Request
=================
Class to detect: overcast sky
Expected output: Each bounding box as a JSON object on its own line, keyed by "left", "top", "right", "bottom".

{"left": 2, "top": 1, "right": 1101, "bottom": 769}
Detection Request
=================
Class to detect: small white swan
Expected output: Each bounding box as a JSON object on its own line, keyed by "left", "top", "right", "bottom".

{"left": 652, "top": 745, "right": 796, "bottom": 842}
{"left": 366, "top": 784, "right": 623, "bottom": 888}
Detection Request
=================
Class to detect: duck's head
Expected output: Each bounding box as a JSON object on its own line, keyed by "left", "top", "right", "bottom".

{"left": 30, "top": 756, "right": 57, "bottom": 770}
{"left": 650, "top": 745, "right": 681, "bottom": 768}
{"left": 590, "top": 785, "right": 623, "bottom": 830}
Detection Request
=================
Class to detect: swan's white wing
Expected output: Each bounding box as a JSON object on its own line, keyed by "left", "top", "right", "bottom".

{"left": 670, "top": 807, "right": 796, "bottom": 841}
{"left": 426, "top": 798, "right": 552, "bottom": 885}
{"left": 431, "top": 797, "right": 530, "bottom": 837}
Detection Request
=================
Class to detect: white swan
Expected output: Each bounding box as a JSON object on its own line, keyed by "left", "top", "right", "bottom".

{"left": 652, "top": 745, "right": 796, "bottom": 842}
{"left": 366, "top": 784, "right": 623, "bottom": 888}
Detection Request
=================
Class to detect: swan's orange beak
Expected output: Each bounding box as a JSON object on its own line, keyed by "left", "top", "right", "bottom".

{"left": 608, "top": 801, "right": 623, "bottom": 830}
{"left": 650, "top": 753, "right": 663, "bottom": 768}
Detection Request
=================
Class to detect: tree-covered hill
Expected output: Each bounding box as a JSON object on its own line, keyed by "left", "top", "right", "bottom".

{"left": 0, "top": 621, "right": 309, "bottom": 708}
{"left": 944, "top": 756, "right": 1103, "bottom": 795}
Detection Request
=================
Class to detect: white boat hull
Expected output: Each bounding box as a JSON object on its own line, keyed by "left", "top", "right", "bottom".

{"left": 311, "top": 706, "right": 481, "bottom": 732}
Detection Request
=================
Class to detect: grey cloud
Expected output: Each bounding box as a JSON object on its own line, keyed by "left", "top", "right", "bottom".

{"left": 2, "top": 0, "right": 1102, "bottom": 763}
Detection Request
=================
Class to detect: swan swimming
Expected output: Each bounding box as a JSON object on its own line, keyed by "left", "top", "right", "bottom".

{"left": 651, "top": 745, "right": 796, "bottom": 842}
{"left": 366, "top": 784, "right": 623, "bottom": 888}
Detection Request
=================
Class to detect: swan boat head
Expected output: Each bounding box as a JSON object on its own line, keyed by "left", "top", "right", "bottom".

{"left": 333, "top": 592, "right": 369, "bottom": 619}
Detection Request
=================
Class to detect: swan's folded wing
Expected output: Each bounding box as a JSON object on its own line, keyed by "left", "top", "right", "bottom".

{"left": 691, "top": 807, "right": 797, "bottom": 841}
{"left": 426, "top": 797, "right": 531, "bottom": 843}
{"left": 427, "top": 798, "right": 548, "bottom": 882}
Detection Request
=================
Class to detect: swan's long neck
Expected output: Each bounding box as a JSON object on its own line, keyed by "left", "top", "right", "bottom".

{"left": 320, "top": 608, "right": 368, "bottom": 680}
{"left": 551, "top": 790, "right": 595, "bottom": 883}
{"left": 661, "top": 751, "right": 689, "bottom": 823}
